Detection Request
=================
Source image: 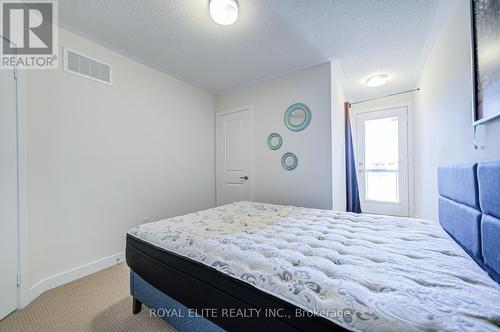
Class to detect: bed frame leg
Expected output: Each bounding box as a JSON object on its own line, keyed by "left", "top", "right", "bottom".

{"left": 132, "top": 297, "right": 142, "bottom": 314}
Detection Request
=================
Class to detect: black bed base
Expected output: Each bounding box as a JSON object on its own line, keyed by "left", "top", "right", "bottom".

{"left": 126, "top": 234, "right": 348, "bottom": 331}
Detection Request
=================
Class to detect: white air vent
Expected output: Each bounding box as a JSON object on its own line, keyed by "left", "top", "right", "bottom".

{"left": 63, "top": 47, "right": 112, "bottom": 85}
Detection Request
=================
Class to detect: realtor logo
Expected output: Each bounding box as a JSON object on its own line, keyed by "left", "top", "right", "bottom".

{"left": 1, "top": 0, "right": 58, "bottom": 69}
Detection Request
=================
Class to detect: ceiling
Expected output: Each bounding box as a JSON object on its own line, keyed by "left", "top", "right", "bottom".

{"left": 59, "top": 0, "right": 441, "bottom": 100}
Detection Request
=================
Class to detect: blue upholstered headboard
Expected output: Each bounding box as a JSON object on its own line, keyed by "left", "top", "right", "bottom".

{"left": 438, "top": 161, "right": 500, "bottom": 283}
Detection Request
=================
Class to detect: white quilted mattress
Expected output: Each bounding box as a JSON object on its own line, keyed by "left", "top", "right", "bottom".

{"left": 128, "top": 201, "right": 500, "bottom": 331}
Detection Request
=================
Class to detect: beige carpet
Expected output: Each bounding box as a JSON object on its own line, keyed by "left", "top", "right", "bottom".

{"left": 0, "top": 263, "right": 175, "bottom": 332}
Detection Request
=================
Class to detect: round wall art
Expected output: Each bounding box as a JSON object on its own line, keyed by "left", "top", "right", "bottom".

{"left": 284, "top": 103, "right": 311, "bottom": 131}
{"left": 281, "top": 152, "right": 298, "bottom": 171}
{"left": 267, "top": 133, "right": 282, "bottom": 150}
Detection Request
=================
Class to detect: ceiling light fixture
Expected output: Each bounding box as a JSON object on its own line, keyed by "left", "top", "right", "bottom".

{"left": 209, "top": 0, "right": 238, "bottom": 26}
{"left": 366, "top": 74, "right": 388, "bottom": 88}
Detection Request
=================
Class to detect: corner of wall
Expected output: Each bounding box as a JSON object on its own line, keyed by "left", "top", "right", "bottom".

{"left": 415, "top": 0, "right": 456, "bottom": 81}
{"left": 330, "top": 59, "right": 347, "bottom": 212}
{"left": 21, "top": 253, "right": 125, "bottom": 308}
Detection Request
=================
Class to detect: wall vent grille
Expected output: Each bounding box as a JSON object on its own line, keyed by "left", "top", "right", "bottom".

{"left": 63, "top": 47, "right": 112, "bottom": 85}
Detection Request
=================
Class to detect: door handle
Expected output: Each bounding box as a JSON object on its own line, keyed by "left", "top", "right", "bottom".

{"left": 239, "top": 176, "right": 249, "bottom": 180}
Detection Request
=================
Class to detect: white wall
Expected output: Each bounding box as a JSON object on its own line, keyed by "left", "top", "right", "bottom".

{"left": 25, "top": 29, "right": 216, "bottom": 290}
{"left": 331, "top": 61, "right": 347, "bottom": 212}
{"left": 414, "top": 0, "right": 500, "bottom": 221}
{"left": 216, "top": 64, "right": 333, "bottom": 209}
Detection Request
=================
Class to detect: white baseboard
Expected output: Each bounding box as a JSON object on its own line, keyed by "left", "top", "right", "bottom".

{"left": 20, "top": 252, "right": 125, "bottom": 308}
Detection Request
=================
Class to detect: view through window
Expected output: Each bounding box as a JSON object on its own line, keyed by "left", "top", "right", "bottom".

{"left": 364, "top": 116, "right": 399, "bottom": 202}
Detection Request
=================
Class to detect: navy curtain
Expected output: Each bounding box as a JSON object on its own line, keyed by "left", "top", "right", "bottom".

{"left": 345, "top": 102, "right": 362, "bottom": 213}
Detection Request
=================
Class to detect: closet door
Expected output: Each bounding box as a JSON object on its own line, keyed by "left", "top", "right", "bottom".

{"left": 216, "top": 107, "right": 254, "bottom": 205}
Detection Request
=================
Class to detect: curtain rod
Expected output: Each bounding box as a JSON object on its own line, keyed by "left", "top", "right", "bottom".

{"left": 349, "top": 88, "right": 420, "bottom": 106}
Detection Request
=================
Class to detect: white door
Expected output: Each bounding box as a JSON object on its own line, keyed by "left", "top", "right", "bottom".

{"left": 356, "top": 107, "right": 409, "bottom": 216}
{"left": 0, "top": 66, "right": 19, "bottom": 318}
{"left": 216, "top": 107, "right": 253, "bottom": 205}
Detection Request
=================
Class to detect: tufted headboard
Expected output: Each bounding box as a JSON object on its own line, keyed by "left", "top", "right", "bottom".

{"left": 438, "top": 161, "right": 500, "bottom": 283}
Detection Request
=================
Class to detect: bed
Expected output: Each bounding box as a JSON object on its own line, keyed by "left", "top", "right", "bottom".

{"left": 126, "top": 161, "right": 500, "bottom": 332}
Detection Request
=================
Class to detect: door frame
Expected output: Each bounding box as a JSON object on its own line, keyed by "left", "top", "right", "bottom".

{"left": 1, "top": 57, "right": 29, "bottom": 316}
{"left": 350, "top": 102, "right": 415, "bottom": 217}
{"left": 215, "top": 105, "right": 255, "bottom": 206}
{"left": 16, "top": 68, "right": 30, "bottom": 309}
{"left": 1, "top": 36, "right": 30, "bottom": 313}
{"left": 12, "top": 64, "right": 30, "bottom": 310}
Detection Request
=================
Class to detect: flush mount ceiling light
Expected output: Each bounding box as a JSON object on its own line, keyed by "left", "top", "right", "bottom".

{"left": 209, "top": 0, "right": 238, "bottom": 26}
{"left": 366, "top": 74, "right": 388, "bottom": 88}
